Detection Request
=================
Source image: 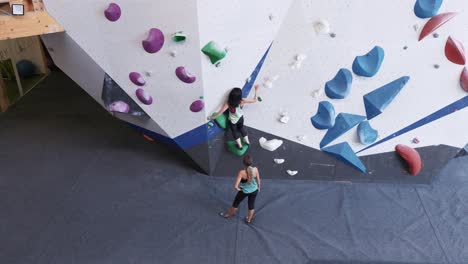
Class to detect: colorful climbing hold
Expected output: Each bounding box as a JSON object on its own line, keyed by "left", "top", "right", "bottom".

{"left": 226, "top": 138, "right": 249, "bottom": 156}
{"left": 445, "top": 36, "right": 466, "bottom": 65}
{"left": 274, "top": 159, "right": 285, "bottom": 164}
{"left": 175, "top": 66, "right": 197, "bottom": 84}
{"left": 172, "top": 31, "right": 187, "bottom": 42}
{"left": 311, "top": 101, "right": 336, "bottom": 130}
{"left": 129, "top": 72, "right": 146, "bottom": 86}
{"left": 201, "top": 41, "right": 227, "bottom": 65}
{"left": 322, "top": 142, "right": 367, "bottom": 173}
{"left": 257, "top": 96, "right": 263, "bottom": 102}
{"left": 460, "top": 67, "right": 468, "bottom": 92}
{"left": 142, "top": 28, "right": 165, "bottom": 54}
{"left": 212, "top": 112, "right": 227, "bottom": 129}
{"left": 286, "top": 170, "right": 298, "bottom": 176}
{"left": 190, "top": 100, "right": 204, "bottom": 112}
{"left": 395, "top": 144, "right": 422, "bottom": 176}
{"left": 104, "top": 3, "right": 121, "bottom": 22}
{"left": 135, "top": 88, "right": 153, "bottom": 105}
{"left": 357, "top": 121, "right": 378, "bottom": 145}
{"left": 320, "top": 113, "right": 366, "bottom": 148}
{"left": 363, "top": 76, "right": 410, "bottom": 120}
{"left": 352, "top": 46, "right": 385, "bottom": 77}
{"left": 325, "top": 68, "right": 353, "bottom": 99}
{"left": 414, "top": 0, "right": 443, "bottom": 19}
{"left": 108, "top": 101, "right": 129, "bottom": 113}
{"left": 419, "top": 12, "right": 457, "bottom": 41}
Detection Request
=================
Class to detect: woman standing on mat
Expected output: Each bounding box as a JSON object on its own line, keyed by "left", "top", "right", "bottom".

{"left": 211, "top": 85, "right": 260, "bottom": 150}
{"left": 221, "top": 155, "right": 261, "bottom": 223}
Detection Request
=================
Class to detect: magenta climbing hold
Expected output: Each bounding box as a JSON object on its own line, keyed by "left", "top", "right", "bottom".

{"left": 461, "top": 67, "right": 468, "bottom": 92}
{"left": 190, "top": 100, "right": 204, "bottom": 112}
{"left": 142, "top": 28, "right": 165, "bottom": 54}
{"left": 445, "top": 36, "right": 466, "bottom": 65}
{"left": 135, "top": 88, "right": 153, "bottom": 105}
{"left": 104, "top": 3, "right": 121, "bottom": 22}
{"left": 129, "top": 72, "right": 146, "bottom": 86}
{"left": 175, "top": 66, "right": 196, "bottom": 84}
{"left": 419, "top": 12, "right": 457, "bottom": 41}
{"left": 108, "top": 101, "right": 129, "bottom": 113}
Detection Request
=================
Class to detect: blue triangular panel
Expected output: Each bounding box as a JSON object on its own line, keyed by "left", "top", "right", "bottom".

{"left": 323, "top": 142, "right": 367, "bottom": 173}
{"left": 320, "top": 113, "right": 366, "bottom": 148}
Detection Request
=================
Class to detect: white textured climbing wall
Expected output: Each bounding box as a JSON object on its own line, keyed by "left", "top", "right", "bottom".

{"left": 248, "top": 0, "right": 468, "bottom": 156}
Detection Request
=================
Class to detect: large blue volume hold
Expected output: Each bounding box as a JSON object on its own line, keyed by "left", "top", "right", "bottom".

{"left": 311, "top": 101, "right": 336, "bottom": 130}
{"left": 352, "top": 46, "right": 385, "bottom": 77}
{"left": 363, "top": 76, "right": 410, "bottom": 120}
{"left": 414, "top": 0, "right": 443, "bottom": 18}
{"left": 322, "top": 142, "right": 367, "bottom": 173}
{"left": 325, "top": 68, "right": 353, "bottom": 99}
{"left": 320, "top": 113, "right": 366, "bottom": 148}
{"left": 357, "top": 121, "right": 378, "bottom": 145}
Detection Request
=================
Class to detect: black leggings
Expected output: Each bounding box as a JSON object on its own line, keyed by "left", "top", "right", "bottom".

{"left": 228, "top": 116, "right": 247, "bottom": 140}
{"left": 232, "top": 190, "right": 258, "bottom": 210}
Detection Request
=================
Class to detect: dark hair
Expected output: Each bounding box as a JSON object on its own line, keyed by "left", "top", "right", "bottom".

{"left": 228, "top": 88, "right": 242, "bottom": 108}
{"left": 243, "top": 155, "right": 254, "bottom": 183}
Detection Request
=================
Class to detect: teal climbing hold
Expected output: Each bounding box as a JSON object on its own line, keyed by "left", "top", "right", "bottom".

{"left": 201, "top": 41, "right": 227, "bottom": 65}
{"left": 226, "top": 138, "right": 249, "bottom": 156}
{"left": 325, "top": 68, "right": 353, "bottom": 99}
{"left": 414, "top": 0, "right": 443, "bottom": 19}
{"left": 311, "top": 101, "right": 336, "bottom": 129}
{"left": 320, "top": 113, "right": 366, "bottom": 148}
{"left": 363, "top": 76, "right": 410, "bottom": 120}
{"left": 357, "top": 121, "right": 378, "bottom": 145}
{"left": 352, "top": 46, "right": 385, "bottom": 77}
{"left": 322, "top": 142, "right": 366, "bottom": 173}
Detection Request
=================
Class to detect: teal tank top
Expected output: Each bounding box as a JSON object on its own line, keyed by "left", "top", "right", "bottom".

{"left": 239, "top": 166, "right": 258, "bottom": 194}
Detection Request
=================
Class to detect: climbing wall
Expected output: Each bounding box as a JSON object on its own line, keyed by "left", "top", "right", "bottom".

{"left": 41, "top": 0, "right": 467, "bottom": 178}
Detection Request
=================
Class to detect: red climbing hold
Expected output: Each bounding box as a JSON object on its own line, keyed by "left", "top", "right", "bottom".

{"left": 445, "top": 36, "right": 466, "bottom": 65}
{"left": 461, "top": 67, "right": 468, "bottom": 92}
{"left": 395, "top": 144, "right": 422, "bottom": 176}
{"left": 419, "top": 12, "right": 458, "bottom": 41}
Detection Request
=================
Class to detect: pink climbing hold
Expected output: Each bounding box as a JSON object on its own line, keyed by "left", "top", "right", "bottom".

{"left": 142, "top": 28, "right": 165, "bottom": 54}
{"left": 395, "top": 144, "right": 422, "bottom": 176}
{"left": 419, "top": 12, "right": 458, "bottom": 41}
{"left": 461, "top": 67, "right": 468, "bottom": 92}
{"left": 108, "top": 101, "right": 129, "bottom": 113}
{"left": 104, "top": 3, "right": 121, "bottom": 22}
{"left": 190, "top": 100, "right": 204, "bottom": 112}
{"left": 175, "top": 66, "right": 196, "bottom": 84}
{"left": 129, "top": 72, "right": 146, "bottom": 86}
{"left": 135, "top": 88, "right": 153, "bottom": 105}
{"left": 445, "top": 36, "right": 466, "bottom": 65}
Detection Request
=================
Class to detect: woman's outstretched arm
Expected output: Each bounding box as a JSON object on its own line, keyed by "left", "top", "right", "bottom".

{"left": 242, "top": 84, "right": 260, "bottom": 104}
{"left": 210, "top": 102, "right": 228, "bottom": 120}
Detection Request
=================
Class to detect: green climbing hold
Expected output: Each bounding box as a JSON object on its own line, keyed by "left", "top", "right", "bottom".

{"left": 226, "top": 138, "right": 249, "bottom": 156}
{"left": 212, "top": 112, "right": 227, "bottom": 129}
{"left": 199, "top": 96, "right": 204, "bottom": 99}
{"left": 201, "top": 41, "right": 227, "bottom": 65}
{"left": 172, "top": 31, "right": 187, "bottom": 42}
{"left": 258, "top": 96, "right": 262, "bottom": 102}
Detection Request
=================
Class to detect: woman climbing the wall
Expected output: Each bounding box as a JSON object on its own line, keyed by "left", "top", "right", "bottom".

{"left": 220, "top": 155, "right": 261, "bottom": 223}
{"left": 211, "top": 85, "right": 260, "bottom": 150}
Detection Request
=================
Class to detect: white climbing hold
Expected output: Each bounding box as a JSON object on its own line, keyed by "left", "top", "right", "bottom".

{"left": 144, "top": 71, "right": 152, "bottom": 77}
{"left": 263, "top": 80, "right": 273, "bottom": 88}
{"left": 259, "top": 137, "right": 283, "bottom": 151}
{"left": 287, "top": 170, "right": 298, "bottom": 176}
{"left": 297, "top": 135, "right": 306, "bottom": 141}
{"left": 290, "top": 54, "right": 306, "bottom": 70}
{"left": 279, "top": 115, "right": 289, "bottom": 124}
{"left": 311, "top": 89, "right": 323, "bottom": 98}
{"left": 169, "top": 50, "right": 177, "bottom": 57}
{"left": 274, "top": 159, "right": 285, "bottom": 164}
{"left": 246, "top": 77, "right": 251, "bottom": 83}
{"left": 269, "top": 14, "right": 274, "bottom": 21}
{"left": 413, "top": 24, "right": 419, "bottom": 32}
{"left": 313, "top": 19, "right": 330, "bottom": 34}
{"left": 295, "top": 54, "right": 307, "bottom": 62}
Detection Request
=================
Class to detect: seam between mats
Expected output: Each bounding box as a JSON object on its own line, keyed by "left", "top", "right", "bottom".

{"left": 414, "top": 187, "right": 450, "bottom": 263}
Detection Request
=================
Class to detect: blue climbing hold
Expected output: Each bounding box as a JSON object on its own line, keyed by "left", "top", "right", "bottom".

{"left": 357, "top": 121, "right": 378, "bottom": 145}
{"left": 311, "top": 101, "right": 336, "bottom": 130}
{"left": 363, "top": 76, "right": 410, "bottom": 120}
{"left": 322, "top": 142, "right": 367, "bottom": 173}
{"left": 16, "top": 60, "right": 36, "bottom": 77}
{"left": 352, "top": 46, "right": 385, "bottom": 77}
{"left": 414, "top": 0, "right": 443, "bottom": 19}
{"left": 325, "top": 68, "right": 353, "bottom": 99}
{"left": 320, "top": 113, "right": 366, "bottom": 148}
